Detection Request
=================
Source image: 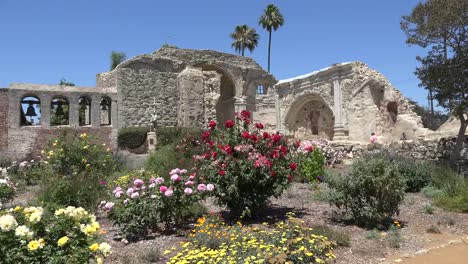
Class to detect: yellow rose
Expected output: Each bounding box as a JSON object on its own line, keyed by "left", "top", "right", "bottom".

{"left": 57, "top": 236, "right": 69, "bottom": 246}
{"left": 96, "top": 257, "right": 103, "bottom": 264}
{"left": 89, "top": 243, "right": 99, "bottom": 251}
{"left": 99, "top": 242, "right": 112, "bottom": 256}
{"left": 27, "top": 240, "right": 40, "bottom": 251}
{"left": 14, "top": 206, "right": 21, "bottom": 212}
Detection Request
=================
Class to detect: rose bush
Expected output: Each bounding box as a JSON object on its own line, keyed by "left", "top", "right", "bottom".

{"left": 0, "top": 205, "right": 110, "bottom": 263}
{"left": 106, "top": 168, "right": 214, "bottom": 241}
{"left": 0, "top": 175, "right": 15, "bottom": 208}
{"left": 193, "top": 110, "right": 299, "bottom": 217}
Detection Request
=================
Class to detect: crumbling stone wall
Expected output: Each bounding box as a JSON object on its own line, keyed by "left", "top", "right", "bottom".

{"left": 0, "top": 89, "right": 9, "bottom": 154}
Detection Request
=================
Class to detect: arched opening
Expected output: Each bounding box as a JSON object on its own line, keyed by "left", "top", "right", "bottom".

{"left": 79, "top": 97, "right": 91, "bottom": 126}
{"left": 197, "top": 64, "right": 235, "bottom": 125}
{"left": 387, "top": 101, "right": 398, "bottom": 123}
{"left": 20, "top": 96, "right": 41, "bottom": 126}
{"left": 285, "top": 95, "right": 334, "bottom": 140}
{"left": 50, "top": 97, "right": 69, "bottom": 126}
{"left": 100, "top": 97, "right": 111, "bottom": 126}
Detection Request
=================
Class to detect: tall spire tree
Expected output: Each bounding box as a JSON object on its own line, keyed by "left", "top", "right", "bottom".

{"left": 230, "top": 25, "right": 259, "bottom": 56}
{"left": 258, "top": 4, "right": 284, "bottom": 72}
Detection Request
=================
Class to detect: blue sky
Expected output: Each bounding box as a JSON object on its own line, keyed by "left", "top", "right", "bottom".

{"left": 0, "top": 0, "right": 430, "bottom": 105}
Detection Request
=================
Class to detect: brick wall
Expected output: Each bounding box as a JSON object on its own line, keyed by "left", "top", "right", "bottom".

{"left": 0, "top": 89, "right": 8, "bottom": 153}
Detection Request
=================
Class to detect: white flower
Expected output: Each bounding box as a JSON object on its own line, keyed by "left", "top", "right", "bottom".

{"left": 15, "top": 225, "right": 33, "bottom": 240}
{"left": 206, "top": 184, "right": 215, "bottom": 191}
{"left": 0, "top": 214, "right": 18, "bottom": 231}
{"left": 99, "top": 242, "right": 112, "bottom": 256}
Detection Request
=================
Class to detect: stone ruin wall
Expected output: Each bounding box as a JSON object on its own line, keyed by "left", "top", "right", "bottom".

{"left": 5, "top": 84, "right": 118, "bottom": 160}
{"left": 0, "top": 89, "right": 9, "bottom": 153}
{"left": 116, "top": 68, "right": 179, "bottom": 128}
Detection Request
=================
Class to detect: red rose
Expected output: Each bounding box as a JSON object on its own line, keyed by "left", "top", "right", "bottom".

{"left": 279, "top": 145, "right": 288, "bottom": 155}
{"left": 270, "top": 171, "right": 276, "bottom": 177}
{"left": 203, "top": 153, "right": 211, "bottom": 159}
{"left": 208, "top": 120, "right": 217, "bottom": 130}
{"left": 221, "top": 144, "right": 233, "bottom": 155}
{"left": 211, "top": 151, "right": 217, "bottom": 159}
{"left": 244, "top": 119, "right": 250, "bottom": 125}
{"left": 272, "top": 133, "right": 281, "bottom": 143}
{"left": 201, "top": 130, "right": 211, "bottom": 140}
{"left": 262, "top": 132, "right": 270, "bottom": 139}
{"left": 288, "top": 175, "right": 294, "bottom": 182}
{"left": 271, "top": 150, "right": 280, "bottom": 159}
{"left": 241, "top": 131, "right": 250, "bottom": 139}
{"left": 290, "top": 162, "right": 297, "bottom": 170}
{"left": 240, "top": 110, "right": 251, "bottom": 120}
{"left": 218, "top": 170, "right": 226, "bottom": 176}
{"left": 225, "top": 120, "right": 235, "bottom": 128}
{"left": 250, "top": 134, "right": 258, "bottom": 143}
{"left": 255, "top": 123, "right": 264, "bottom": 129}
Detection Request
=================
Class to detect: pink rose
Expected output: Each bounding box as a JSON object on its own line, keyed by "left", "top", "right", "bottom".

{"left": 130, "top": 192, "right": 140, "bottom": 199}
{"left": 126, "top": 188, "right": 134, "bottom": 196}
{"left": 113, "top": 187, "right": 122, "bottom": 194}
{"left": 171, "top": 174, "right": 181, "bottom": 182}
{"left": 184, "top": 188, "right": 193, "bottom": 195}
{"left": 180, "top": 169, "right": 187, "bottom": 174}
{"left": 159, "top": 186, "right": 168, "bottom": 193}
{"left": 197, "top": 184, "right": 206, "bottom": 192}
{"left": 185, "top": 181, "right": 195, "bottom": 186}
{"left": 155, "top": 177, "right": 164, "bottom": 185}
{"left": 104, "top": 202, "right": 114, "bottom": 211}
{"left": 206, "top": 184, "right": 215, "bottom": 191}
{"left": 148, "top": 183, "right": 156, "bottom": 189}
{"left": 170, "top": 168, "right": 181, "bottom": 175}
{"left": 134, "top": 179, "right": 144, "bottom": 187}
{"left": 164, "top": 189, "right": 173, "bottom": 197}
{"left": 114, "top": 191, "right": 123, "bottom": 198}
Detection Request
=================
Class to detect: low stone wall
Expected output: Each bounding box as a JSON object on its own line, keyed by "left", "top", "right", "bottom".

{"left": 330, "top": 136, "right": 468, "bottom": 176}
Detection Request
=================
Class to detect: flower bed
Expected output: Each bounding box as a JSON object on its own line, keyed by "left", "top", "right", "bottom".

{"left": 165, "top": 213, "right": 336, "bottom": 264}
{"left": 0, "top": 206, "right": 110, "bottom": 263}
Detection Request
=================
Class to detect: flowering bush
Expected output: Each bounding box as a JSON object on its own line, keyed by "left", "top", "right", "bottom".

{"left": 0, "top": 175, "right": 15, "bottom": 208}
{"left": 165, "top": 213, "right": 336, "bottom": 263}
{"left": 38, "top": 132, "right": 117, "bottom": 210}
{"left": 194, "top": 111, "right": 298, "bottom": 217}
{"left": 298, "top": 139, "right": 345, "bottom": 166}
{"left": 6, "top": 159, "right": 48, "bottom": 186}
{"left": 0, "top": 205, "right": 110, "bottom": 263}
{"left": 106, "top": 168, "right": 214, "bottom": 241}
{"left": 298, "top": 147, "right": 325, "bottom": 183}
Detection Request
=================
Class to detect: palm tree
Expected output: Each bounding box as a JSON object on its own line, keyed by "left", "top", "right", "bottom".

{"left": 258, "top": 4, "right": 284, "bottom": 72}
{"left": 110, "top": 51, "right": 126, "bottom": 70}
{"left": 230, "top": 25, "right": 259, "bottom": 56}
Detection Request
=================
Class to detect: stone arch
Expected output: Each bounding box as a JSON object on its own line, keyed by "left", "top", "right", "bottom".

{"left": 284, "top": 94, "right": 334, "bottom": 140}
{"left": 20, "top": 95, "right": 41, "bottom": 126}
{"left": 100, "top": 97, "right": 112, "bottom": 126}
{"left": 50, "top": 96, "right": 69, "bottom": 126}
{"left": 194, "top": 63, "right": 236, "bottom": 125}
{"left": 78, "top": 96, "right": 91, "bottom": 126}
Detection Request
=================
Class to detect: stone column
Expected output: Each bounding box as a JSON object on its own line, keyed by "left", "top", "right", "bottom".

{"left": 234, "top": 96, "right": 246, "bottom": 113}
{"left": 69, "top": 96, "right": 79, "bottom": 127}
{"left": 147, "top": 131, "right": 157, "bottom": 153}
{"left": 332, "top": 79, "right": 348, "bottom": 141}
{"left": 91, "top": 94, "right": 101, "bottom": 128}
{"left": 40, "top": 94, "right": 51, "bottom": 129}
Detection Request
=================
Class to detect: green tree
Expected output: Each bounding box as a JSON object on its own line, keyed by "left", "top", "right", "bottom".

{"left": 401, "top": 0, "right": 467, "bottom": 161}
{"left": 110, "top": 51, "right": 126, "bottom": 70}
{"left": 408, "top": 99, "right": 448, "bottom": 130}
{"left": 230, "top": 25, "right": 259, "bottom": 56}
{"left": 58, "top": 78, "right": 75, "bottom": 86}
{"left": 258, "top": 4, "right": 284, "bottom": 72}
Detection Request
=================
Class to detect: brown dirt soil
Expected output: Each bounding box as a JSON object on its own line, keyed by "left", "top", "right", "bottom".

{"left": 10, "top": 183, "right": 468, "bottom": 264}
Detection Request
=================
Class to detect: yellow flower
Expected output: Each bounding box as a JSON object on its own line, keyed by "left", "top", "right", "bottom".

{"left": 96, "top": 257, "right": 103, "bottom": 264}
{"left": 83, "top": 145, "right": 89, "bottom": 150}
{"left": 27, "top": 240, "right": 41, "bottom": 251}
{"left": 14, "top": 206, "right": 21, "bottom": 212}
{"left": 99, "top": 242, "right": 112, "bottom": 256}
{"left": 80, "top": 133, "right": 88, "bottom": 138}
{"left": 89, "top": 243, "right": 99, "bottom": 251}
{"left": 57, "top": 236, "right": 69, "bottom": 246}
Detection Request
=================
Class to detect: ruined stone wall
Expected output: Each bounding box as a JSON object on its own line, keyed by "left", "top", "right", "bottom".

{"left": 0, "top": 89, "right": 9, "bottom": 154}
{"left": 6, "top": 84, "right": 117, "bottom": 160}
{"left": 117, "top": 68, "right": 178, "bottom": 128}
{"left": 252, "top": 95, "right": 277, "bottom": 131}
{"left": 96, "top": 71, "right": 117, "bottom": 88}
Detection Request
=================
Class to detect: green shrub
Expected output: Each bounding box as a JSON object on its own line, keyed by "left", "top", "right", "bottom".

{"left": 194, "top": 112, "right": 299, "bottom": 218}
{"left": 394, "top": 158, "right": 432, "bottom": 192}
{"left": 299, "top": 148, "right": 325, "bottom": 183}
{"left": 365, "top": 229, "right": 380, "bottom": 240}
{"left": 427, "top": 166, "right": 468, "bottom": 213}
{"left": 7, "top": 160, "right": 48, "bottom": 186}
{"left": 37, "top": 132, "right": 117, "bottom": 210}
{"left": 145, "top": 144, "right": 189, "bottom": 177}
{"left": 386, "top": 225, "right": 402, "bottom": 248}
{"left": 107, "top": 169, "right": 213, "bottom": 241}
{"left": 328, "top": 154, "right": 406, "bottom": 227}
{"left": 423, "top": 204, "right": 434, "bottom": 214}
{"left": 0, "top": 176, "right": 15, "bottom": 206}
{"left": 309, "top": 224, "right": 351, "bottom": 247}
{"left": 118, "top": 127, "right": 149, "bottom": 150}
{"left": 0, "top": 205, "right": 110, "bottom": 263}
{"left": 156, "top": 127, "right": 201, "bottom": 146}
{"left": 0, "top": 156, "right": 11, "bottom": 168}
{"left": 435, "top": 186, "right": 468, "bottom": 213}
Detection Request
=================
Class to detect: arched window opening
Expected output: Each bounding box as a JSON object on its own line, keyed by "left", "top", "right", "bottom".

{"left": 387, "top": 101, "right": 398, "bottom": 123}
{"left": 256, "top": 85, "right": 266, "bottom": 95}
{"left": 20, "top": 96, "right": 41, "bottom": 126}
{"left": 50, "top": 97, "right": 69, "bottom": 126}
{"left": 79, "top": 97, "right": 91, "bottom": 126}
{"left": 100, "top": 97, "right": 111, "bottom": 126}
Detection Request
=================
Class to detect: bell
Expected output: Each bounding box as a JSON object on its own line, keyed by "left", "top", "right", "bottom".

{"left": 25, "top": 103, "right": 37, "bottom": 117}
{"left": 55, "top": 103, "right": 64, "bottom": 116}
{"left": 101, "top": 104, "right": 108, "bottom": 111}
